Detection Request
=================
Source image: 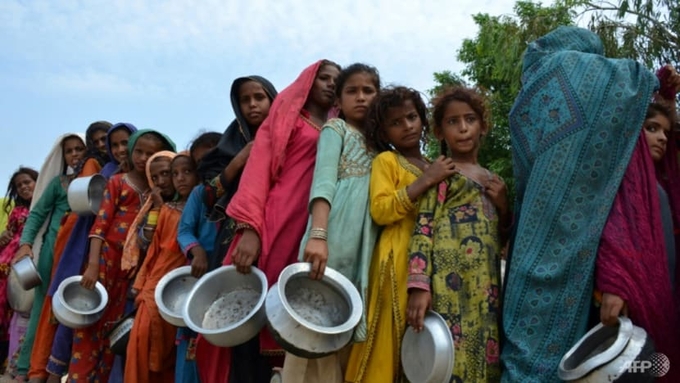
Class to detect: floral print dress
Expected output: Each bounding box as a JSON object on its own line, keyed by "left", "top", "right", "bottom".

{"left": 407, "top": 172, "right": 502, "bottom": 383}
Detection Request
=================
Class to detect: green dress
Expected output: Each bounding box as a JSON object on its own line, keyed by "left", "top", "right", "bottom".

{"left": 407, "top": 172, "right": 502, "bottom": 382}
{"left": 17, "top": 175, "right": 71, "bottom": 375}
{"left": 299, "top": 118, "right": 379, "bottom": 342}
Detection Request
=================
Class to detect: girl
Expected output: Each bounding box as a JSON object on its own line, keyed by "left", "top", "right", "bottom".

{"left": 407, "top": 87, "right": 510, "bottom": 382}
{"left": 596, "top": 98, "right": 680, "bottom": 382}
{"left": 175, "top": 133, "right": 220, "bottom": 383}
{"left": 69, "top": 130, "right": 175, "bottom": 383}
{"left": 28, "top": 122, "right": 112, "bottom": 382}
{"left": 283, "top": 63, "right": 381, "bottom": 383}
{"left": 12, "top": 133, "right": 87, "bottom": 382}
{"left": 0, "top": 168, "right": 38, "bottom": 377}
{"left": 218, "top": 61, "right": 340, "bottom": 383}
{"left": 345, "top": 87, "right": 456, "bottom": 382}
{"left": 126, "top": 152, "right": 198, "bottom": 383}
{"left": 46, "top": 123, "right": 137, "bottom": 382}
{"left": 193, "top": 76, "right": 278, "bottom": 383}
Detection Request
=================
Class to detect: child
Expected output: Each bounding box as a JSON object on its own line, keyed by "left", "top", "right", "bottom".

{"left": 46, "top": 123, "right": 137, "bottom": 382}
{"left": 70, "top": 130, "right": 175, "bottom": 383}
{"left": 12, "top": 133, "right": 87, "bottom": 382}
{"left": 0, "top": 167, "right": 38, "bottom": 377}
{"left": 125, "top": 152, "right": 199, "bottom": 383}
{"left": 406, "top": 87, "right": 510, "bottom": 382}
{"left": 285, "top": 63, "right": 381, "bottom": 383}
{"left": 222, "top": 61, "right": 340, "bottom": 383}
{"left": 175, "top": 132, "right": 220, "bottom": 383}
{"left": 345, "top": 87, "right": 456, "bottom": 382}
{"left": 28, "top": 122, "right": 112, "bottom": 382}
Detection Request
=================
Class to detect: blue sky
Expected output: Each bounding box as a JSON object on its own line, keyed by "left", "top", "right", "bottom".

{"left": 0, "top": 0, "right": 516, "bottom": 187}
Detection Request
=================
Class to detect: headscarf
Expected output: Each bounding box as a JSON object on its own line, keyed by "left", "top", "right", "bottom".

{"left": 100, "top": 122, "right": 137, "bottom": 177}
{"left": 501, "top": 26, "right": 658, "bottom": 382}
{"left": 126, "top": 129, "right": 176, "bottom": 158}
{"left": 197, "top": 76, "right": 278, "bottom": 183}
{"left": 29, "top": 133, "right": 86, "bottom": 265}
{"left": 226, "top": 60, "right": 327, "bottom": 237}
{"left": 196, "top": 77, "right": 277, "bottom": 223}
{"left": 121, "top": 150, "right": 177, "bottom": 271}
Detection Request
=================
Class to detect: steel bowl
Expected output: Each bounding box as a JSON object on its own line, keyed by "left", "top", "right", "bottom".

{"left": 265, "top": 262, "right": 362, "bottom": 359}
{"left": 182, "top": 265, "right": 268, "bottom": 347}
{"left": 155, "top": 266, "right": 197, "bottom": 327}
{"left": 558, "top": 317, "right": 656, "bottom": 382}
{"left": 7, "top": 269, "right": 34, "bottom": 314}
{"left": 67, "top": 174, "right": 107, "bottom": 215}
{"left": 52, "top": 276, "right": 108, "bottom": 329}
{"left": 11, "top": 256, "right": 42, "bottom": 290}
{"left": 401, "top": 311, "right": 455, "bottom": 383}
{"left": 108, "top": 310, "right": 136, "bottom": 355}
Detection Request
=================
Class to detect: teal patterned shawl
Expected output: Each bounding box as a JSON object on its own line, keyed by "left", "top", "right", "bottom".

{"left": 501, "top": 26, "right": 657, "bottom": 382}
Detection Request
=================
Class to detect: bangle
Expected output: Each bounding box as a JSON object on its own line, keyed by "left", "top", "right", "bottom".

{"left": 146, "top": 210, "right": 159, "bottom": 226}
{"left": 309, "top": 227, "right": 328, "bottom": 241}
{"left": 235, "top": 222, "right": 254, "bottom": 232}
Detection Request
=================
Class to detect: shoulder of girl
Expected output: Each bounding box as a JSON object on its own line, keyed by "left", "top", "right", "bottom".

{"left": 321, "top": 118, "right": 346, "bottom": 135}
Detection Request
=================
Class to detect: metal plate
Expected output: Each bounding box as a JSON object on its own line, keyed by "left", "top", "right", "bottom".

{"left": 401, "top": 311, "right": 455, "bottom": 383}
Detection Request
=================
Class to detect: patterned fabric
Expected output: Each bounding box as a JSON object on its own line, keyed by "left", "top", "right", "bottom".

{"left": 0, "top": 206, "right": 29, "bottom": 338}
{"left": 68, "top": 174, "right": 145, "bottom": 382}
{"left": 407, "top": 174, "right": 502, "bottom": 382}
{"left": 345, "top": 152, "right": 421, "bottom": 383}
{"left": 501, "top": 26, "right": 658, "bottom": 382}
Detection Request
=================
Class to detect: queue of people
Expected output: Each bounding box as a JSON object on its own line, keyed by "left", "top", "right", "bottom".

{"left": 0, "top": 26, "right": 677, "bottom": 383}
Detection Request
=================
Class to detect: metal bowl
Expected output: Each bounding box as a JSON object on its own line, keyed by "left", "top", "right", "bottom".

{"left": 11, "top": 256, "right": 42, "bottom": 290}
{"left": 52, "top": 276, "right": 108, "bottom": 329}
{"left": 182, "top": 265, "right": 268, "bottom": 347}
{"left": 67, "top": 174, "right": 107, "bottom": 215}
{"left": 401, "top": 311, "right": 455, "bottom": 383}
{"left": 558, "top": 317, "right": 656, "bottom": 382}
{"left": 155, "top": 266, "right": 197, "bottom": 327}
{"left": 265, "top": 262, "right": 362, "bottom": 359}
{"left": 108, "top": 310, "right": 136, "bottom": 355}
{"left": 7, "top": 269, "right": 34, "bottom": 314}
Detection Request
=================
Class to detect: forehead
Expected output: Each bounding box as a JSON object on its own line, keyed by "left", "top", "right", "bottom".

{"left": 149, "top": 158, "right": 172, "bottom": 173}
{"left": 318, "top": 65, "right": 340, "bottom": 77}
{"left": 386, "top": 99, "right": 416, "bottom": 118}
{"left": 63, "top": 137, "right": 85, "bottom": 147}
{"left": 443, "top": 100, "right": 475, "bottom": 116}
{"left": 647, "top": 113, "right": 672, "bottom": 131}
{"left": 91, "top": 129, "right": 107, "bottom": 138}
{"left": 343, "top": 72, "right": 376, "bottom": 88}
{"left": 172, "top": 156, "right": 194, "bottom": 169}
{"left": 14, "top": 173, "right": 33, "bottom": 183}
{"left": 239, "top": 80, "right": 266, "bottom": 96}
{"left": 109, "top": 128, "right": 130, "bottom": 142}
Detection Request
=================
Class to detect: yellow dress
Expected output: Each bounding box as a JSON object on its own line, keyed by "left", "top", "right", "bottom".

{"left": 345, "top": 151, "right": 421, "bottom": 383}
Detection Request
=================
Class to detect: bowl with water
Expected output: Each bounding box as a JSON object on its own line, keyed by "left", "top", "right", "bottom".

{"left": 265, "top": 262, "right": 362, "bottom": 358}
{"left": 182, "top": 265, "right": 268, "bottom": 347}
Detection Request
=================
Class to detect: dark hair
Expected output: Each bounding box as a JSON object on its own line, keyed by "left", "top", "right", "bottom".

{"left": 4, "top": 167, "right": 39, "bottom": 214}
{"left": 364, "top": 86, "right": 429, "bottom": 152}
{"left": 189, "top": 131, "right": 221, "bottom": 159}
{"left": 431, "top": 86, "right": 490, "bottom": 155}
{"left": 335, "top": 63, "right": 381, "bottom": 99}
{"left": 320, "top": 59, "right": 342, "bottom": 73}
{"left": 646, "top": 102, "right": 676, "bottom": 127}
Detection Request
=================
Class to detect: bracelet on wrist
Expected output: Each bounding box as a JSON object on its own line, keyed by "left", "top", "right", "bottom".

{"left": 309, "top": 227, "right": 328, "bottom": 241}
{"left": 235, "top": 222, "right": 254, "bottom": 232}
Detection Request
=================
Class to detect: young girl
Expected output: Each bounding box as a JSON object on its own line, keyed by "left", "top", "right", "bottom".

{"left": 175, "top": 133, "right": 219, "bottom": 383}
{"left": 0, "top": 167, "right": 38, "bottom": 377}
{"left": 219, "top": 61, "right": 340, "bottom": 383}
{"left": 46, "top": 123, "right": 137, "bottom": 382}
{"left": 69, "top": 129, "right": 175, "bottom": 383}
{"left": 282, "top": 63, "right": 381, "bottom": 383}
{"left": 12, "top": 133, "right": 87, "bottom": 382}
{"left": 28, "top": 122, "right": 112, "bottom": 382}
{"left": 126, "top": 152, "right": 199, "bottom": 383}
{"left": 345, "top": 87, "right": 456, "bottom": 382}
{"left": 406, "top": 87, "right": 510, "bottom": 382}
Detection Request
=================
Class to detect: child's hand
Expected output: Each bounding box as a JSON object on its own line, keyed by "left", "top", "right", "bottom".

{"left": 600, "top": 292, "right": 627, "bottom": 326}
{"left": 484, "top": 175, "right": 509, "bottom": 215}
{"left": 407, "top": 289, "right": 432, "bottom": 333}
{"left": 231, "top": 229, "right": 261, "bottom": 274}
{"left": 150, "top": 187, "right": 164, "bottom": 208}
{"left": 303, "top": 238, "right": 328, "bottom": 280}
{"left": 0, "top": 230, "right": 11, "bottom": 247}
{"left": 12, "top": 244, "right": 33, "bottom": 265}
{"left": 423, "top": 156, "right": 456, "bottom": 186}
{"left": 235, "top": 142, "right": 254, "bottom": 167}
{"left": 190, "top": 246, "right": 209, "bottom": 278}
{"left": 80, "top": 263, "right": 99, "bottom": 290}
